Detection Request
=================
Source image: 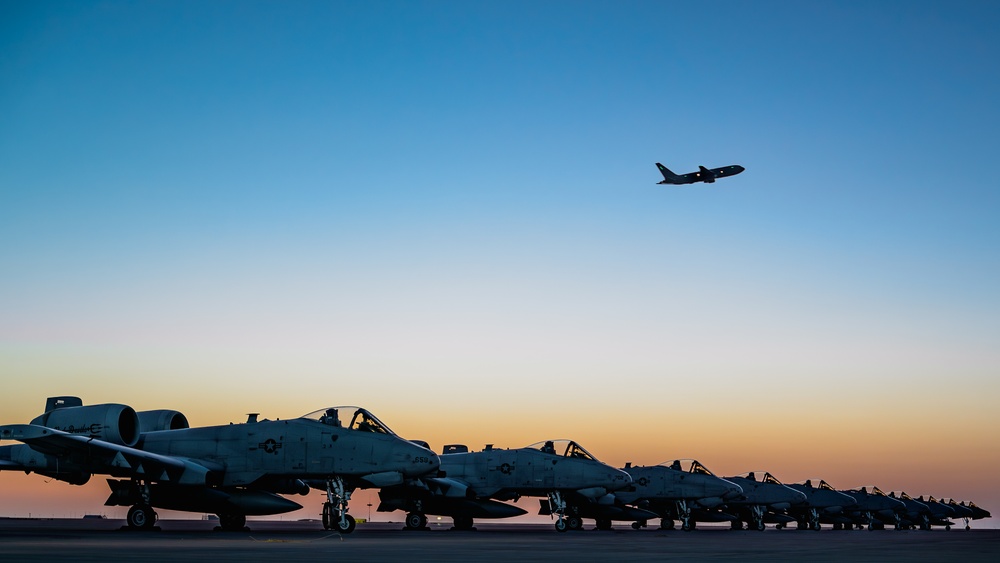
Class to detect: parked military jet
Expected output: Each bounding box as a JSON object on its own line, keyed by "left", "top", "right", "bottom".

{"left": 0, "top": 397, "right": 440, "bottom": 532}
{"left": 840, "top": 486, "right": 906, "bottom": 530}
{"left": 615, "top": 459, "right": 743, "bottom": 531}
{"left": 655, "top": 162, "right": 744, "bottom": 185}
{"left": 785, "top": 479, "right": 858, "bottom": 530}
{"left": 887, "top": 491, "right": 934, "bottom": 530}
{"left": 916, "top": 495, "right": 959, "bottom": 529}
{"left": 722, "top": 471, "right": 806, "bottom": 531}
{"left": 378, "top": 440, "right": 632, "bottom": 532}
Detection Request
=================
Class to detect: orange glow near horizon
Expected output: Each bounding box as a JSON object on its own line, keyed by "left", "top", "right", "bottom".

{"left": 3, "top": 392, "right": 997, "bottom": 526}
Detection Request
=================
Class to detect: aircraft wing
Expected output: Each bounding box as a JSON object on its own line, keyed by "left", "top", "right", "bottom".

{"left": 0, "top": 424, "right": 214, "bottom": 485}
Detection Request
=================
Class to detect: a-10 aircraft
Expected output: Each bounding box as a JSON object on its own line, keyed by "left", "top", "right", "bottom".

{"left": 615, "top": 459, "right": 743, "bottom": 531}
{"left": 721, "top": 471, "right": 806, "bottom": 531}
{"left": 0, "top": 397, "right": 440, "bottom": 532}
{"left": 784, "top": 479, "right": 858, "bottom": 531}
{"left": 655, "top": 162, "right": 745, "bottom": 185}
{"left": 378, "top": 440, "right": 634, "bottom": 532}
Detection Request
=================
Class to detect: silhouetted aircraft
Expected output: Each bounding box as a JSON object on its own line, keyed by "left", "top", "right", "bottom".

{"left": 615, "top": 459, "right": 743, "bottom": 531}
{"left": 0, "top": 397, "right": 440, "bottom": 532}
{"left": 378, "top": 440, "right": 633, "bottom": 532}
{"left": 785, "top": 479, "right": 858, "bottom": 531}
{"left": 722, "top": 471, "right": 806, "bottom": 531}
{"left": 656, "top": 162, "right": 744, "bottom": 185}
{"left": 839, "top": 486, "right": 906, "bottom": 530}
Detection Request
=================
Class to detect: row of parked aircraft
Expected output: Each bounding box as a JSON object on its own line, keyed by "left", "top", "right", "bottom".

{"left": 0, "top": 397, "right": 990, "bottom": 533}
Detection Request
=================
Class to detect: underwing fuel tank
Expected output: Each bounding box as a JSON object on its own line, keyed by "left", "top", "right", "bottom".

{"left": 105, "top": 479, "right": 302, "bottom": 515}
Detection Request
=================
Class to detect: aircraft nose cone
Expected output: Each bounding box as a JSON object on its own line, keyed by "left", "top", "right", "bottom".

{"left": 607, "top": 468, "right": 632, "bottom": 492}
{"left": 401, "top": 441, "right": 440, "bottom": 477}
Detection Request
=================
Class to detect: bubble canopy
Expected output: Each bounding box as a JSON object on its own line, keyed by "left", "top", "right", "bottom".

{"left": 737, "top": 471, "right": 786, "bottom": 485}
{"left": 658, "top": 459, "right": 716, "bottom": 475}
{"left": 300, "top": 407, "right": 396, "bottom": 436}
{"left": 525, "top": 440, "right": 598, "bottom": 461}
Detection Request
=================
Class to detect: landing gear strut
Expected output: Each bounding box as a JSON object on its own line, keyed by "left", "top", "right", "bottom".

{"left": 322, "top": 477, "right": 356, "bottom": 533}
{"left": 750, "top": 505, "right": 766, "bottom": 531}
{"left": 676, "top": 500, "right": 694, "bottom": 531}
{"left": 548, "top": 491, "right": 568, "bottom": 532}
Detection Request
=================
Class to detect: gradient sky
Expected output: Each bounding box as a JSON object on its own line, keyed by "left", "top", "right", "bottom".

{"left": 2, "top": 1, "right": 998, "bottom": 524}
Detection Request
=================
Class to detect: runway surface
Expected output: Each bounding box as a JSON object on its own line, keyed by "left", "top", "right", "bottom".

{"left": 1, "top": 519, "right": 997, "bottom": 562}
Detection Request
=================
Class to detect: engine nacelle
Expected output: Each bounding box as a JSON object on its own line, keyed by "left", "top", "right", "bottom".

{"left": 31, "top": 403, "right": 140, "bottom": 447}
{"left": 136, "top": 410, "right": 190, "bottom": 433}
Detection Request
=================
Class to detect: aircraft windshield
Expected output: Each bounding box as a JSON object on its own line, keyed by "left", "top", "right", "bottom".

{"left": 299, "top": 406, "right": 396, "bottom": 436}
{"left": 658, "top": 459, "right": 716, "bottom": 475}
{"left": 798, "top": 479, "right": 837, "bottom": 490}
{"left": 525, "top": 440, "right": 598, "bottom": 461}
{"left": 738, "top": 471, "right": 784, "bottom": 485}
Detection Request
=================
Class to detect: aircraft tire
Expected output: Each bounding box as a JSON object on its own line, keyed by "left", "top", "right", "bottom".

{"left": 595, "top": 519, "right": 612, "bottom": 531}
{"left": 756, "top": 520, "right": 765, "bottom": 531}
{"left": 775, "top": 522, "right": 785, "bottom": 530}
{"left": 405, "top": 512, "right": 425, "bottom": 530}
{"left": 336, "top": 514, "right": 357, "bottom": 534}
{"left": 555, "top": 519, "right": 568, "bottom": 532}
{"left": 126, "top": 504, "right": 156, "bottom": 530}
{"left": 659, "top": 519, "right": 675, "bottom": 530}
{"left": 566, "top": 516, "right": 583, "bottom": 531}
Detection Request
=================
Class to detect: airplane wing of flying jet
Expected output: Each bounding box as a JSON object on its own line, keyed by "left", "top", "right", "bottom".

{"left": 656, "top": 162, "right": 745, "bottom": 185}
{"left": 1, "top": 396, "right": 440, "bottom": 533}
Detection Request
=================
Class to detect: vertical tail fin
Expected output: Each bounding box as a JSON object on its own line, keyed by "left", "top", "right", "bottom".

{"left": 656, "top": 163, "right": 682, "bottom": 183}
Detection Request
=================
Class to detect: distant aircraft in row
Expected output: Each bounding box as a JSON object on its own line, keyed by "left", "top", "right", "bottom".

{"left": 656, "top": 162, "right": 745, "bottom": 185}
{"left": 0, "top": 396, "right": 991, "bottom": 533}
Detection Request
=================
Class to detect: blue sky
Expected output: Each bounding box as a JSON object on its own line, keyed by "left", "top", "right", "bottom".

{"left": 1, "top": 0, "right": 999, "bottom": 517}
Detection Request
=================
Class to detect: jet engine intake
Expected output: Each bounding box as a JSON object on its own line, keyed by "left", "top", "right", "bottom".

{"left": 31, "top": 404, "right": 139, "bottom": 447}
{"left": 136, "top": 410, "right": 190, "bottom": 433}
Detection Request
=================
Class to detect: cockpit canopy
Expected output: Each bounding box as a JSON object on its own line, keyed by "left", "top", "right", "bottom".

{"left": 659, "top": 459, "right": 715, "bottom": 476}
{"left": 738, "top": 471, "right": 784, "bottom": 485}
{"left": 526, "top": 440, "right": 598, "bottom": 461}
{"left": 300, "top": 407, "right": 396, "bottom": 436}
{"left": 850, "top": 485, "right": 888, "bottom": 496}
{"left": 798, "top": 479, "right": 837, "bottom": 491}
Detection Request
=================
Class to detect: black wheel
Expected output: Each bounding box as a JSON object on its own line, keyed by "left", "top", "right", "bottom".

{"left": 126, "top": 504, "right": 156, "bottom": 530}
{"left": 555, "top": 518, "right": 568, "bottom": 532}
{"left": 405, "top": 512, "right": 425, "bottom": 530}
{"left": 659, "top": 519, "right": 675, "bottom": 530}
{"left": 218, "top": 513, "right": 246, "bottom": 531}
{"left": 596, "top": 519, "right": 612, "bottom": 531}
{"left": 775, "top": 522, "right": 785, "bottom": 530}
{"left": 321, "top": 502, "right": 333, "bottom": 530}
{"left": 336, "top": 513, "right": 356, "bottom": 533}
{"left": 566, "top": 516, "right": 583, "bottom": 531}
{"left": 452, "top": 516, "right": 474, "bottom": 530}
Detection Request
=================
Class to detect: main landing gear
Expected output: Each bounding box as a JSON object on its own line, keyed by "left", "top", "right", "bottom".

{"left": 549, "top": 491, "right": 569, "bottom": 532}
{"left": 322, "top": 477, "right": 356, "bottom": 533}
{"left": 125, "top": 480, "right": 157, "bottom": 531}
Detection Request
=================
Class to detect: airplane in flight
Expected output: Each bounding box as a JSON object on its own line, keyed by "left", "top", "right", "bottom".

{"left": 0, "top": 397, "right": 440, "bottom": 532}
{"left": 377, "top": 439, "right": 634, "bottom": 532}
{"left": 615, "top": 459, "right": 743, "bottom": 531}
{"left": 655, "top": 162, "right": 745, "bottom": 185}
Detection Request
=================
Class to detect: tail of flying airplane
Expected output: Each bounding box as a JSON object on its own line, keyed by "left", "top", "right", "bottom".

{"left": 655, "top": 163, "right": 683, "bottom": 184}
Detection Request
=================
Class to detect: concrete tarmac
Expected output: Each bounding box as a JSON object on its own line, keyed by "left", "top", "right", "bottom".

{"left": 1, "top": 519, "right": 997, "bottom": 562}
